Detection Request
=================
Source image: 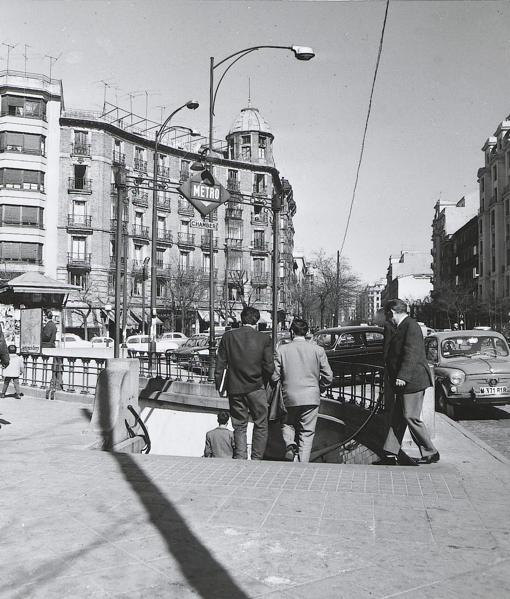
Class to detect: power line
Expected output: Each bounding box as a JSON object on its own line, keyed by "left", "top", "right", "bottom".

{"left": 339, "top": 0, "right": 390, "bottom": 258}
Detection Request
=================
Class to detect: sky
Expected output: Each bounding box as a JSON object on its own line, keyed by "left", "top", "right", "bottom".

{"left": 2, "top": 0, "right": 510, "bottom": 284}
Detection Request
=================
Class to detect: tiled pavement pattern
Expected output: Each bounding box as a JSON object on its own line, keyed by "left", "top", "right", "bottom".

{"left": 1, "top": 397, "right": 510, "bottom": 598}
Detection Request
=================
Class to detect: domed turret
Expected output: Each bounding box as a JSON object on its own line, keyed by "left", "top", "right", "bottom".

{"left": 226, "top": 104, "right": 274, "bottom": 165}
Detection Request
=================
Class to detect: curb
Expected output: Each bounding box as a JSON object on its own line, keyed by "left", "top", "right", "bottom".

{"left": 437, "top": 412, "right": 510, "bottom": 465}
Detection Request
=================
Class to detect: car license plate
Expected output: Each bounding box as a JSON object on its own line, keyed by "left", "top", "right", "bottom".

{"left": 479, "top": 386, "right": 508, "bottom": 395}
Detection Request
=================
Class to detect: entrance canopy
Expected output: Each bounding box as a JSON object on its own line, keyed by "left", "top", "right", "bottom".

{"left": 0, "top": 272, "right": 80, "bottom": 308}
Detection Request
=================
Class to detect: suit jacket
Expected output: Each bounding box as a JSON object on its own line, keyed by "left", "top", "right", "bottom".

{"left": 203, "top": 426, "right": 235, "bottom": 458}
{"left": 214, "top": 326, "right": 274, "bottom": 395}
{"left": 385, "top": 316, "right": 433, "bottom": 393}
{"left": 272, "top": 337, "right": 333, "bottom": 407}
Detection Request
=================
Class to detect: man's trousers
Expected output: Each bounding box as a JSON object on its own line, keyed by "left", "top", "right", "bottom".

{"left": 382, "top": 389, "right": 437, "bottom": 457}
{"left": 281, "top": 404, "right": 319, "bottom": 463}
{"left": 229, "top": 388, "right": 268, "bottom": 460}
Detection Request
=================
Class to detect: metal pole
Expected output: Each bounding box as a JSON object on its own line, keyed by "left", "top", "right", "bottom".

{"left": 113, "top": 175, "right": 125, "bottom": 358}
{"left": 150, "top": 130, "right": 159, "bottom": 352}
{"left": 335, "top": 250, "right": 340, "bottom": 327}
{"left": 122, "top": 226, "right": 128, "bottom": 345}
{"left": 209, "top": 57, "right": 214, "bottom": 155}
{"left": 271, "top": 201, "right": 281, "bottom": 352}
{"left": 208, "top": 215, "right": 216, "bottom": 379}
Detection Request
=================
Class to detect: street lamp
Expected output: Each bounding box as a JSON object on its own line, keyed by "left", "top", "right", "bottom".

{"left": 150, "top": 100, "right": 199, "bottom": 351}
{"left": 208, "top": 44, "right": 314, "bottom": 351}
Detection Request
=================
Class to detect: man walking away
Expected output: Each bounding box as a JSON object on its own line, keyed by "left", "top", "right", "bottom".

{"left": 375, "top": 298, "right": 439, "bottom": 466}
{"left": 0, "top": 344, "right": 23, "bottom": 398}
{"left": 215, "top": 306, "right": 274, "bottom": 460}
{"left": 203, "top": 411, "right": 235, "bottom": 458}
{"left": 273, "top": 318, "right": 333, "bottom": 462}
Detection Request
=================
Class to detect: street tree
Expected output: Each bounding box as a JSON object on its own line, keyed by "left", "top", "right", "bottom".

{"left": 165, "top": 262, "right": 208, "bottom": 335}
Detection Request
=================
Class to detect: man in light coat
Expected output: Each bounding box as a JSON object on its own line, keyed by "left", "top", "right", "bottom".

{"left": 273, "top": 318, "right": 333, "bottom": 462}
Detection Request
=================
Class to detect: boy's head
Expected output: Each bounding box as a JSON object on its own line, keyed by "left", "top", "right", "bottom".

{"left": 217, "top": 410, "right": 230, "bottom": 425}
{"left": 8, "top": 344, "right": 17, "bottom": 354}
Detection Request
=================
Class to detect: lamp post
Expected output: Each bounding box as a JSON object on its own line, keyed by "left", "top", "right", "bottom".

{"left": 112, "top": 166, "right": 127, "bottom": 358}
{"left": 150, "top": 100, "right": 199, "bottom": 351}
{"left": 208, "top": 45, "right": 315, "bottom": 353}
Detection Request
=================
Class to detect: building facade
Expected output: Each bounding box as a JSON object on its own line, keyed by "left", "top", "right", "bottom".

{"left": 356, "top": 280, "right": 385, "bottom": 323}
{"left": 0, "top": 70, "right": 296, "bottom": 335}
{"left": 382, "top": 251, "right": 432, "bottom": 305}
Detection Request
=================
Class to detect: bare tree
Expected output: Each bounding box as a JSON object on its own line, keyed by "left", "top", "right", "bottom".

{"left": 67, "top": 277, "right": 103, "bottom": 340}
{"left": 165, "top": 262, "right": 208, "bottom": 335}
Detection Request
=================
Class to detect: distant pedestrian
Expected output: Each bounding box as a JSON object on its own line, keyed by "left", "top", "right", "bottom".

{"left": 375, "top": 299, "right": 439, "bottom": 466}
{"left": 41, "top": 311, "right": 57, "bottom": 348}
{"left": 214, "top": 306, "right": 274, "bottom": 460}
{"left": 272, "top": 318, "right": 333, "bottom": 462}
{"left": 203, "top": 411, "right": 235, "bottom": 458}
{"left": 0, "top": 345, "right": 23, "bottom": 399}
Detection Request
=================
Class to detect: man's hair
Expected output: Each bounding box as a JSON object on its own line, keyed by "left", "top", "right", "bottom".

{"left": 46, "top": 311, "right": 53, "bottom": 319}
{"left": 217, "top": 410, "right": 230, "bottom": 425}
{"left": 384, "top": 298, "right": 408, "bottom": 314}
{"left": 7, "top": 344, "right": 16, "bottom": 354}
{"left": 290, "top": 318, "right": 308, "bottom": 337}
{"left": 241, "top": 306, "right": 260, "bottom": 325}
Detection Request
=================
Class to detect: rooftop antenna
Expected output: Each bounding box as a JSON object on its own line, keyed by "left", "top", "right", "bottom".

{"left": 23, "top": 44, "right": 31, "bottom": 77}
{"left": 44, "top": 52, "right": 61, "bottom": 82}
{"left": 248, "top": 77, "right": 251, "bottom": 107}
{"left": 2, "top": 43, "right": 16, "bottom": 72}
{"left": 156, "top": 105, "right": 167, "bottom": 123}
{"left": 143, "top": 90, "right": 160, "bottom": 132}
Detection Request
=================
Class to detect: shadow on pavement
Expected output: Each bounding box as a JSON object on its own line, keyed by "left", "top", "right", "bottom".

{"left": 82, "top": 403, "right": 250, "bottom": 598}
{"left": 459, "top": 405, "right": 510, "bottom": 421}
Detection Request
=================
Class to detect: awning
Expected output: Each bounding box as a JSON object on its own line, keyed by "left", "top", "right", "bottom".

{"left": 0, "top": 272, "right": 80, "bottom": 308}
{"left": 198, "top": 309, "right": 220, "bottom": 324}
{"left": 130, "top": 308, "right": 148, "bottom": 324}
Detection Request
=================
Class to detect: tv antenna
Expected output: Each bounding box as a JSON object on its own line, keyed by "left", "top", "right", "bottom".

{"left": 44, "top": 52, "right": 62, "bottom": 81}
{"left": 23, "top": 44, "right": 31, "bottom": 77}
{"left": 1, "top": 43, "right": 16, "bottom": 72}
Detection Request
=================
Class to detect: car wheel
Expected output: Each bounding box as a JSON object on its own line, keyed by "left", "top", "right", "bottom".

{"left": 445, "top": 402, "right": 458, "bottom": 420}
{"left": 436, "top": 387, "right": 448, "bottom": 414}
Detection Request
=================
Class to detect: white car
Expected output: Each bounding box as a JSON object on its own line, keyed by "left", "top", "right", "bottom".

{"left": 158, "top": 332, "right": 188, "bottom": 347}
{"left": 90, "top": 336, "right": 114, "bottom": 348}
{"left": 125, "top": 335, "right": 178, "bottom": 353}
{"left": 57, "top": 333, "right": 91, "bottom": 348}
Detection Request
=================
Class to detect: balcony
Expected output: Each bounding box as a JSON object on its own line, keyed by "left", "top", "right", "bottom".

{"left": 109, "top": 256, "right": 126, "bottom": 269}
{"left": 177, "top": 232, "right": 196, "bottom": 247}
{"left": 132, "top": 190, "right": 149, "bottom": 207}
{"left": 156, "top": 262, "right": 172, "bottom": 277}
{"left": 253, "top": 184, "right": 268, "bottom": 197}
{"left": 112, "top": 150, "right": 126, "bottom": 165}
{"left": 110, "top": 218, "right": 128, "bottom": 234}
{"left": 178, "top": 200, "right": 194, "bottom": 216}
{"left": 67, "top": 252, "right": 91, "bottom": 270}
{"left": 67, "top": 214, "right": 92, "bottom": 232}
{"left": 251, "top": 240, "right": 269, "bottom": 253}
{"left": 157, "top": 195, "right": 172, "bottom": 211}
{"left": 132, "top": 224, "right": 150, "bottom": 240}
{"left": 198, "top": 268, "right": 218, "bottom": 280}
{"left": 158, "top": 165, "right": 170, "bottom": 179}
{"left": 251, "top": 272, "right": 270, "bottom": 286}
{"left": 226, "top": 179, "right": 240, "bottom": 193}
{"left": 179, "top": 169, "right": 190, "bottom": 183}
{"left": 71, "top": 143, "right": 91, "bottom": 157}
{"left": 157, "top": 229, "right": 173, "bottom": 245}
{"left": 226, "top": 207, "right": 243, "bottom": 220}
{"left": 177, "top": 266, "right": 198, "bottom": 279}
{"left": 68, "top": 178, "right": 92, "bottom": 193}
{"left": 226, "top": 238, "right": 243, "bottom": 250}
{"left": 251, "top": 212, "right": 269, "bottom": 225}
{"left": 134, "top": 158, "right": 147, "bottom": 173}
{"left": 201, "top": 235, "right": 218, "bottom": 249}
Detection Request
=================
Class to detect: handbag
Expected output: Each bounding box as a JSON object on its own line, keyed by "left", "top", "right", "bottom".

{"left": 268, "top": 380, "right": 287, "bottom": 421}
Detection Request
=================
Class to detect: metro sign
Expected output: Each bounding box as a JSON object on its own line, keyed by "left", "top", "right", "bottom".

{"left": 178, "top": 171, "right": 230, "bottom": 217}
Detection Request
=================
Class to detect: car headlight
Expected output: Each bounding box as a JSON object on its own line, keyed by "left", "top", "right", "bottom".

{"left": 449, "top": 370, "right": 465, "bottom": 385}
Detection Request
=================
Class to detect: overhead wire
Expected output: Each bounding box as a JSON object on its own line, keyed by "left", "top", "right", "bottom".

{"left": 339, "top": 0, "right": 390, "bottom": 257}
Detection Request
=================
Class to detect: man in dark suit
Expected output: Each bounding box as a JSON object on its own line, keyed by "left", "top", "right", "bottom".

{"left": 376, "top": 298, "right": 439, "bottom": 466}
{"left": 215, "top": 306, "right": 274, "bottom": 459}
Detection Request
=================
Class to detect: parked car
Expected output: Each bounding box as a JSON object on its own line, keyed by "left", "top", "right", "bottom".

{"left": 425, "top": 330, "right": 510, "bottom": 419}
{"left": 126, "top": 334, "right": 178, "bottom": 353}
{"left": 57, "top": 333, "right": 91, "bottom": 348}
{"left": 90, "top": 336, "right": 114, "bottom": 348}
{"left": 169, "top": 334, "right": 220, "bottom": 372}
{"left": 157, "top": 331, "right": 188, "bottom": 347}
{"left": 312, "top": 326, "right": 385, "bottom": 374}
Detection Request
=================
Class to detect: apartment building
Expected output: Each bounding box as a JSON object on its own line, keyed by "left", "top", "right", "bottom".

{"left": 356, "top": 280, "right": 385, "bottom": 323}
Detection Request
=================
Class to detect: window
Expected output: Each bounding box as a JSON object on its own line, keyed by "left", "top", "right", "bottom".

{"left": 0, "top": 131, "right": 45, "bottom": 155}
{"left": 254, "top": 173, "right": 266, "bottom": 193}
{"left": 0, "top": 241, "right": 42, "bottom": 263}
{"left": 227, "top": 254, "right": 242, "bottom": 271}
{"left": 156, "top": 249, "right": 165, "bottom": 267}
{"left": 473, "top": 244, "right": 477, "bottom": 256}
{"left": 68, "top": 272, "right": 88, "bottom": 289}
{"left": 1, "top": 205, "right": 43, "bottom": 228}
{"left": 241, "top": 135, "right": 251, "bottom": 160}
{"left": 134, "top": 147, "right": 147, "bottom": 172}
{"left": 179, "top": 251, "right": 190, "bottom": 269}
{"left": 254, "top": 287, "right": 262, "bottom": 301}
{"left": 253, "top": 257, "right": 265, "bottom": 275}
{"left": 156, "top": 279, "right": 166, "bottom": 297}
{"left": 0, "top": 168, "right": 44, "bottom": 191}
{"left": 473, "top": 267, "right": 478, "bottom": 278}
{"left": 71, "top": 236, "right": 87, "bottom": 258}
{"left": 203, "top": 252, "right": 210, "bottom": 271}
{"left": 493, "top": 165, "right": 498, "bottom": 181}
{"left": 1, "top": 94, "right": 46, "bottom": 119}
{"left": 73, "top": 164, "right": 88, "bottom": 190}
{"left": 258, "top": 135, "right": 267, "bottom": 160}
{"left": 133, "top": 279, "right": 142, "bottom": 296}
{"left": 455, "top": 275, "right": 459, "bottom": 286}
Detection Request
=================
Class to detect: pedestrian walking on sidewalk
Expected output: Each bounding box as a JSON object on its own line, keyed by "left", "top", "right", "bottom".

{"left": 272, "top": 318, "right": 333, "bottom": 462}
{"left": 375, "top": 298, "right": 439, "bottom": 466}
{"left": 214, "top": 306, "right": 274, "bottom": 460}
{"left": 203, "top": 411, "right": 235, "bottom": 458}
{"left": 0, "top": 345, "right": 23, "bottom": 399}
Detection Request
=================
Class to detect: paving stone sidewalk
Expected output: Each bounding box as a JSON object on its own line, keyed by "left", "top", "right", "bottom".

{"left": 1, "top": 397, "right": 510, "bottom": 598}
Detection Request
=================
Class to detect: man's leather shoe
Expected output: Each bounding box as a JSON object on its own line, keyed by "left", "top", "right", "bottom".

{"left": 373, "top": 455, "right": 398, "bottom": 465}
{"left": 418, "top": 452, "right": 440, "bottom": 464}
{"left": 284, "top": 444, "right": 298, "bottom": 462}
{"left": 396, "top": 451, "right": 419, "bottom": 466}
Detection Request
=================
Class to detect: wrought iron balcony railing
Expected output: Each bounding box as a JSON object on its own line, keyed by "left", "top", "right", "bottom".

{"left": 68, "top": 178, "right": 92, "bottom": 193}
{"left": 177, "top": 232, "right": 196, "bottom": 246}
{"left": 226, "top": 207, "right": 243, "bottom": 219}
{"left": 112, "top": 150, "right": 126, "bottom": 165}
{"left": 67, "top": 252, "right": 91, "bottom": 268}
{"left": 132, "top": 191, "right": 149, "bottom": 207}
{"left": 178, "top": 201, "right": 194, "bottom": 216}
{"left": 158, "top": 165, "right": 170, "bottom": 179}
{"left": 157, "top": 195, "right": 172, "bottom": 211}
{"left": 71, "top": 143, "right": 91, "bottom": 156}
{"left": 110, "top": 218, "right": 128, "bottom": 234}
{"left": 253, "top": 185, "right": 268, "bottom": 196}
{"left": 251, "top": 272, "right": 270, "bottom": 285}
{"left": 225, "top": 238, "right": 243, "bottom": 249}
{"left": 201, "top": 235, "right": 218, "bottom": 248}
{"left": 251, "top": 240, "right": 269, "bottom": 253}
{"left": 132, "top": 224, "right": 150, "bottom": 239}
{"left": 226, "top": 179, "right": 240, "bottom": 193}
{"left": 134, "top": 158, "right": 147, "bottom": 173}
{"left": 251, "top": 212, "right": 269, "bottom": 225}
{"left": 179, "top": 169, "right": 190, "bottom": 182}
{"left": 157, "top": 229, "right": 173, "bottom": 244}
{"left": 67, "top": 214, "right": 92, "bottom": 229}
